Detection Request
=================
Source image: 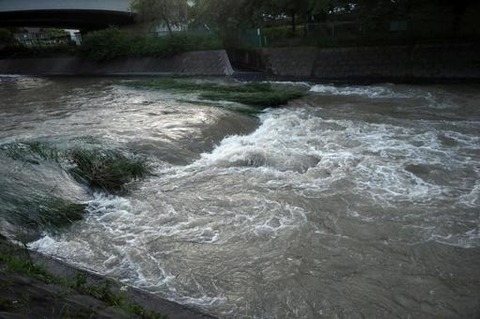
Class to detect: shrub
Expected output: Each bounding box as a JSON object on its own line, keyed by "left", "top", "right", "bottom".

{"left": 79, "top": 27, "right": 223, "bottom": 61}
{"left": 0, "top": 28, "right": 16, "bottom": 46}
{"left": 79, "top": 27, "right": 132, "bottom": 61}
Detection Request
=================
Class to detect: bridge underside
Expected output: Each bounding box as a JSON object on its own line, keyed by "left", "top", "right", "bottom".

{"left": 0, "top": 10, "right": 135, "bottom": 29}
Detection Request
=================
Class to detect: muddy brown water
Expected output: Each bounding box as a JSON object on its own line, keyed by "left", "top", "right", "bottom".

{"left": 1, "top": 76, "right": 479, "bottom": 318}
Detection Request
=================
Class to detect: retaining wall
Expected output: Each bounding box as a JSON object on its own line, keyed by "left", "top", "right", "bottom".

{"left": 231, "top": 43, "right": 480, "bottom": 82}
{"left": 2, "top": 44, "right": 479, "bottom": 82}
{"left": 0, "top": 50, "right": 234, "bottom": 76}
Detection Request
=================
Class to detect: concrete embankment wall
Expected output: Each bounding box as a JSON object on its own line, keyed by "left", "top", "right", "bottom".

{"left": 2, "top": 44, "right": 479, "bottom": 82}
{"left": 0, "top": 50, "right": 233, "bottom": 76}
{"left": 231, "top": 43, "right": 480, "bottom": 82}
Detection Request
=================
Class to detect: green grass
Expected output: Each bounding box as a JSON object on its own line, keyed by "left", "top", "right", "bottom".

{"left": 12, "top": 196, "right": 86, "bottom": 231}
{"left": 80, "top": 27, "right": 223, "bottom": 61}
{"left": 0, "top": 237, "right": 166, "bottom": 318}
{"left": 73, "top": 278, "right": 166, "bottom": 319}
{"left": 1, "top": 141, "right": 151, "bottom": 193}
{"left": 199, "top": 90, "right": 305, "bottom": 107}
{"left": 0, "top": 236, "right": 57, "bottom": 283}
{"left": 68, "top": 149, "right": 150, "bottom": 192}
{"left": 128, "top": 79, "right": 307, "bottom": 108}
{"left": 1, "top": 141, "right": 62, "bottom": 164}
{"left": 0, "top": 192, "right": 86, "bottom": 237}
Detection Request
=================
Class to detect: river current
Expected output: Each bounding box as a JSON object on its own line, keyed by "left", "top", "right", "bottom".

{"left": 0, "top": 75, "right": 479, "bottom": 318}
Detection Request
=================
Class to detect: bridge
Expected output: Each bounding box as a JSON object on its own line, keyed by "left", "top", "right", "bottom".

{"left": 0, "top": 0, "right": 135, "bottom": 29}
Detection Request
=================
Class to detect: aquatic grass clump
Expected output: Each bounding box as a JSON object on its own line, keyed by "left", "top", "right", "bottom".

{"left": 1, "top": 194, "right": 86, "bottom": 234}
{"left": 1, "top": 141, "right": 152, "bottom": 193}
{"left": 127, "top": 79, "right": 307, "bottom": 108}
{"left": 68, "top": 149, "right": 150, "bottom": 192}
{"left": 1, "top": 141, "right": 62, "bottom": 164}
{"left": 199, "top": 90, "right": 306, "bottom": 107}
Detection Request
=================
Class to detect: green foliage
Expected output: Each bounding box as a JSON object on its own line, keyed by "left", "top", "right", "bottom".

{"left": 0, "top": 239, "right": 56, "bottom": 283}
{"left": 2, "top": 141, "right": 62, "bottom": 164}
{"left": 73, "top": 279, "right": 166, "bottom": 318}
{"left": 79, "top": 27, "right": 222, "bottom": 61}
{"left": 14, "top": 196, "right": 86, "bottom": 230}
{"left": 68, "top": 149, "right": 150, "bottom": 191}
{"left": 128, "top": 78, "right": 306, "bottom": 108}
{"left": 200, "top": 90, "right": 305, "bottom": 107}
{"left": 0, "top": 191, "right": 86, "bottom": 234}
{"left": 0, "top": 238, "right": 166, "bottom": 319}
{"left": 79, "top": 28, "right": 132, "bottom": 61}
{"left": 190, "top": 0, "right": 480, "bottom": 48}
{"left": 192, "top": 0, "right": 267, "bottom": 46}
{"left": 0, "top": 28, "right": 16, "bottom": 45}
{"left": 131, "top": 0, "right": 188, "bottom": 33}
{"left": 1, "top": 141, "right": 152, "bottom": 192}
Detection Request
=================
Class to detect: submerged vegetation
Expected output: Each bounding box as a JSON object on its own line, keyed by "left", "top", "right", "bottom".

{"left": 0, "top": 141, "right": 151, "bottom": 237}
{"left": 128, "top": 78, "right": 307, "bottom": 107}
{"left": 2, "top": 141, "right": 151, "bottom": 192}
{"left": 69, "top": 149, "right": 150, "bottom": 191}
{"left": 0, "top": 139, "right": 161, "bottom": 317}
{"left": 2, "top": 195, "right": 86, "bottom": 233}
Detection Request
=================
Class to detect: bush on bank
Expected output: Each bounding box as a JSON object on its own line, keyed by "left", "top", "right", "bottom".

{"left": 79, "top": 27, "right": 223, "bottom": 61}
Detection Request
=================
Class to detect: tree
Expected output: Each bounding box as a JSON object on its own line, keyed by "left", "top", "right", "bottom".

{"left": 267, "top": 0, "right": 310, "bottom": 33}
{"left": 192, "top": 0, "right": 266, "bottom": 45}
{"left": 130, "top": 0, "right": 189, "bottom": 33}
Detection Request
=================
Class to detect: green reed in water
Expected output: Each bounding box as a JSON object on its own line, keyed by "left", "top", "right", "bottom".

{"left": 0, "top": 141, "right": 151, "bottom": 237}
{"left": 2, "top": 141, "right": 151, "bottom": 192}
{"left": 127, "top": 78, "right": 307, "bottom": 107}
{"left": 68, "top": 149, "right": 150, "bottom": 192}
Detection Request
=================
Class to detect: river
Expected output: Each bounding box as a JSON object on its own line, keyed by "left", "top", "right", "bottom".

{"left": 0, "top": 75, "right": 479, "bottom": 318}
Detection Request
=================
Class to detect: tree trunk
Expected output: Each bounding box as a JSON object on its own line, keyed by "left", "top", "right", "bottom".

{"left": 161, "top": 13, "right": 173, "bottom": 34}
{"left": 452, "top": 0, "right": 468, "bottom": 36}
{"left": 291, "top": 10, "right": 296, "bottom": 33}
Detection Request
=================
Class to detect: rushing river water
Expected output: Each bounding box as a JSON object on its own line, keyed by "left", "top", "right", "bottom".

{"left": 1, "top": 75, "right": 479, "bottom": 318}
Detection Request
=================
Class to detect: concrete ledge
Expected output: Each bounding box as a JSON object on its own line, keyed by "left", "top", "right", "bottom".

{"left": 0, "top": 50, "right": 234, "bottom": 76}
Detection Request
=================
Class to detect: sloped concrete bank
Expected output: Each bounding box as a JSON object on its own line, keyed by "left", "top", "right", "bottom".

{"left": 229, "top": 43, "right": 480, "bottom": 82}
{"left": 0, "top": 236, "right": 217, "bottom": 319}
{"left": 0, "top": 50, "right": 233, "bottom": 76}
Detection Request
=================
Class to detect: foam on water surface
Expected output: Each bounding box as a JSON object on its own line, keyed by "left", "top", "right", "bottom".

{"left": 11, "top": 79, "right": 480, "bottom": 318}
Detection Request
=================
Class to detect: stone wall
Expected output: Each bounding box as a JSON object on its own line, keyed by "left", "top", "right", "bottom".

{"left": 235, "top": 43, "right": 480, "bottom": 82}
{"left": 0, "top": 50, "right": 234, "bottom": 76}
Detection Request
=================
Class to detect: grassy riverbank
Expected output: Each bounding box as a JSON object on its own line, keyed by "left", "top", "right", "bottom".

{"left": 0, "top": 235, "right": 165, "bottom": 318}
{"left": 0, "top": 138, "right": 216, "bottom": 318}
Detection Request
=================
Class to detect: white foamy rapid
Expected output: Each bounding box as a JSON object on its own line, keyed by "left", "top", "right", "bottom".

{"left": 26, "top": 82, "right": 480, "bottom": 318}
